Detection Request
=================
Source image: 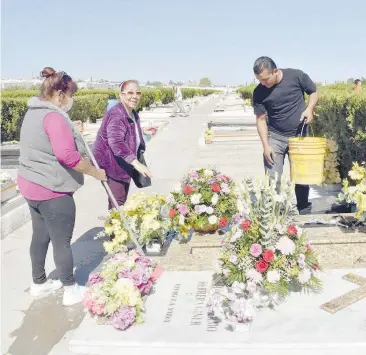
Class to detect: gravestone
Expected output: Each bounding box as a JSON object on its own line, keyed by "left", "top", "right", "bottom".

{"left": 1, "top": 144, "right": 20, "bottom": 168}
{"left": 70, "top": 269, "right": 366, "bottom": 355}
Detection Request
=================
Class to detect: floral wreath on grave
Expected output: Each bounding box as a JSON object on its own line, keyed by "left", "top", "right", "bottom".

{"left": 103, "top": 192, "right": 172, "bottom": 254}
{"left": 339, "top": 161, "right": 366, "bottom": 222}
{"left": 83, "top": 250, "right": 160, "bottom": 331}
{"left": 207, "top": 175, "right": 322, "bottom": 328}
{"left": 168, "top": 168, "right": 239, "bottom": 237}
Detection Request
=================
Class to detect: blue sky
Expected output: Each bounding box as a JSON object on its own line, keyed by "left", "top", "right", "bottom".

{"left": 2, "top": 0, "right": 365, "bottom": 85}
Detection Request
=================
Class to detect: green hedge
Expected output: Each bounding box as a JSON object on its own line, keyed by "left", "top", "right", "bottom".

{"left": 236, "top": 84, "right": 366, "bottom": 177}
{"left": 312, "top": 91, "right": 366, "bottom": 178}
{"left": 182, "top": 88, "right": 218, "bottom": 99}
{"left": 1, "top": 87, "right": 217, "bottom": 142}
{"left": 236, "top": 85, "right": 255, "bottom": 103}
{"left": 1, "top": 94, "right": 109, "bottom": 141}
{"left": 1, "top": 98, "right": 28, "bottom": 141}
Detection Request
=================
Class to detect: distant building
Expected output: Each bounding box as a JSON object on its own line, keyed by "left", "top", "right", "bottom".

{"left": 1, "top": 78, "right": 42, "bottom": 89}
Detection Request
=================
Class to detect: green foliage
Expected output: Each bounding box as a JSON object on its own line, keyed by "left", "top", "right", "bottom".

{"left": 0, "top": 87, "right": 218, "bottom": 142}
{"left": 236, "top": 85, "right": 255, "bottom": 104}
{"left": 181, "top": 88, "right": 218, "bottom": 99}
{"left": 1, "top": 89, "right": 39, "bottom": 98}
{"left": 312, "top": 90, "right": 366, "bottom": 178}
{"left": 1, "top": 98, "right": 28, "bottom": 142}
{"left": 199, "top": 77, "right": 212, "bottom": 87}
{"left": 160, "top": 88, "right": 174, "bottom": 104}
{"left": 68, "top": 94, "right": 109, "bottom": 123}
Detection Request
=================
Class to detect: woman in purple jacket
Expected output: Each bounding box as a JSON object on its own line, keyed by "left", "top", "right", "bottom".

{"left": 93, "top": 80, "right": 152, "bottom": 209}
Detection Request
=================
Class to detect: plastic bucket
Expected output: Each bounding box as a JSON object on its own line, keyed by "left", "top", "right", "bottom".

{"left": 288, "top": 137, "right": 326, "bottom": 185}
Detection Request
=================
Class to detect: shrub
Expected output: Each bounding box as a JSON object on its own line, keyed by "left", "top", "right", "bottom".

{"left": 1, "top": 87, "right": 215, "bottom": 141}
{"left": 1, "top": 98, "right": 28, "bottom": 142}
{"left": 68, "top": 94, "right": 108, "bottom": 123}
{"left": 1, "top": 89, "right": 39, "bottom": 98}
{"left": 313, "top": 91, "right": 366, "bottom": 178}
{"left": 160, "top": 88, "right": 174, "bottom": 104}
{"left": 236, "top": 85, "right": 255, "bottom": 103}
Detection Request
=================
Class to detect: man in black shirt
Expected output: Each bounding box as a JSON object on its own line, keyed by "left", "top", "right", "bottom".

{"left": 252, "top": 56, "right": 319, "bottom": 214}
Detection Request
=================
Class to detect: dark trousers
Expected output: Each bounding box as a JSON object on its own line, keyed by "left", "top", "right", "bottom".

{"left": 264, "top": 131, "right": 310, "bottom": 209}
{"left": 107, "top": 177, "right": 130, "bottom": 210}
{"left": 27, "top": 195, "right": 76, "bottom": 286}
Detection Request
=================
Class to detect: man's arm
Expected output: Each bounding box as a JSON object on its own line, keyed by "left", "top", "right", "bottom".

{"left": 256, "top": 115, "right": 274, "bottom": 165}
{"left": 253, "top": 89, "right": 274, "bottom": 165}
{"left": 307, "top": 91, "right": 318, "bottom": 112}
{"left": 256, "top": 114, "right": 269, "bottom": 149}
{"left": 299, "top": 71, "right": 318, "bottom": 123}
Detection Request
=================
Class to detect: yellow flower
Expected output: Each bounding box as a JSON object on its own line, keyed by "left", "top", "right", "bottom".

{"left": 105, "top": 223, "right": 114, "bottom": 236}
{"left": 103, "top": 241, "right": 115, "bottom": 254}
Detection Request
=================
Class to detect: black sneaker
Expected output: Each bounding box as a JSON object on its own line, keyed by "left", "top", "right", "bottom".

{"left": 297, "top": 202, "right": 312, "bottom": 215}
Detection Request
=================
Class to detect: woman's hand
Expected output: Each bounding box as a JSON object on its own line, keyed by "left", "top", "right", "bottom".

{"left": 132, "top": 160, "right": 152, "bottom": 177}
{"left": 94, "top": 168, "right": 107, "bottom": 181}
{"left": 143, "top": 126, "right": 157, "bottom": 136}
{"left": 74, "top": 120, "right": 84, "bottom": 134}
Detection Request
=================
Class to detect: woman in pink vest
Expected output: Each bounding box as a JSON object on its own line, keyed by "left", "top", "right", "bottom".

{"left": 18, "top": 67, "right": 107, "bottom": 306}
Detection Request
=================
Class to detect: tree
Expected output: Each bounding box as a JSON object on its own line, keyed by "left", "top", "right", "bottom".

{"left": 150, "top": 81, "right": 163, "bottom": 88}
{"left": 199, "top": 77, "right": 212, "bottom": 87}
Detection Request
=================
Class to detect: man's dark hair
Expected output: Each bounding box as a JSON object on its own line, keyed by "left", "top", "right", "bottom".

{"left": 354, "top": 79, "right": 362, "bottom": 84}
{"left": 253, "top": 56, "right": 277, "bottom": 74}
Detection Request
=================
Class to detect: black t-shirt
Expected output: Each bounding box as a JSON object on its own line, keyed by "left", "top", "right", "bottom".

{"left": 253, "top": 68, "right": 317, "bottom": 137}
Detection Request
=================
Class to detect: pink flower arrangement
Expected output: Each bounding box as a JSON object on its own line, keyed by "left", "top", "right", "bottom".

{"left": 169, "top": 168, "right": 239, "bottom": 237}
{"left": 83, "top": 250, "right": 159, "bottom": 331}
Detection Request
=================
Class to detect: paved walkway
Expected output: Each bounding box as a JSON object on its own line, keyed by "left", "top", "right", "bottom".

{"left": 3, "top": 95, "right": 250, "bottom": 355}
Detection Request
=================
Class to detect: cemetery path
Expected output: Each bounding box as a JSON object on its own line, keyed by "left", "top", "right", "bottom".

{"left": 2, "top": 95, "right": 245, "bottom": 355}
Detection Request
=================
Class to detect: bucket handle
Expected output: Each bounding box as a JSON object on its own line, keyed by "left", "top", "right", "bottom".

{"left": 298, "top": 120, "right": 314, "bottom": 138}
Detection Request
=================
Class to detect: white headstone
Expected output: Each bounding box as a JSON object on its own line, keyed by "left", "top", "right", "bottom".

{"left": 70, "top": 269, "right": 366, "bottom": 355}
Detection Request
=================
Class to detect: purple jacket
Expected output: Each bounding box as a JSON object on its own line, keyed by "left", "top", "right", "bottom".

{"left": 93, "top": 103, "right": 145, "bottom": 182}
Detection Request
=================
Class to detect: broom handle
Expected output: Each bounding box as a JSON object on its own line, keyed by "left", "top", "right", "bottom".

{"left": 80, "top": 135, "right": 145, "bottom": 255}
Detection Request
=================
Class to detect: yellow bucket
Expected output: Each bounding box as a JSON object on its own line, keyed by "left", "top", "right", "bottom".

{"left": 288, "top": 137, "right": 326, "bottom": 185}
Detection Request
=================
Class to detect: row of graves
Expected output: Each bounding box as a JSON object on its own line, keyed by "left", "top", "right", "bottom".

{"left": 69, "top": 93, "right": 365, "bottom": 354}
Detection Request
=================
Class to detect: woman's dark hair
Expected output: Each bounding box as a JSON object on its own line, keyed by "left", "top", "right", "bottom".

{"left": 253, "top": 57, "right": 277, "bottom": 74}
{"left": 40, "top": 67, "right": 78, "bottom": 99}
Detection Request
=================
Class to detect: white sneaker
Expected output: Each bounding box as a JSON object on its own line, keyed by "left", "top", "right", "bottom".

{"left": 63, "top": 284, "right": 87, "bottom": 306}
{"left": 30, "top": 279, "right": 63, "bottom": 297}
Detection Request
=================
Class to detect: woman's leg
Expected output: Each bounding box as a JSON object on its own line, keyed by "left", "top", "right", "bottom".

{"left": 107, "top": 177, "right": 130, "bottom": 210}
{"left": 27, "top": 201, "right": 51, "bottom": 285}
{"left": 37, "top": 195, "right": 76, "bottom": 286}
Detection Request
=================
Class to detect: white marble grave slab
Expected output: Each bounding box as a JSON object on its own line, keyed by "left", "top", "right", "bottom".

{"left": 211, "top": 111, "right": 254, "bottom": 118}
{"left": 70, "top": 269, "right": 366, "bottom": 355}
{"left": 139, "top": 112, "right": 172, "bottom": 119}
